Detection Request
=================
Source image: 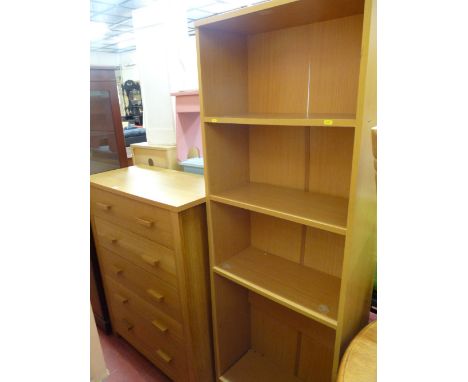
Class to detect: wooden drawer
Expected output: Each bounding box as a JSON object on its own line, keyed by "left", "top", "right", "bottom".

{"left": 131, "top": 145, "right": 179, "bottom": 170}
{"left": 104, "top": 275, "right": 184, "bottom": 340}
{"left": 94, "top": 217, "right": 177, "bottom": 287}
{"left": 111, "top": 305, "right": 188, "bottom": 381}
{"left": 99, "top": 247, "right": 182, "bottom": 322}
{"left": 91, "top": 187, "right": 174, "bottom": 249}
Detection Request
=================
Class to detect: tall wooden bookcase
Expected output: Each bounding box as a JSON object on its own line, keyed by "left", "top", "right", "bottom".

{"left": 195, "top": 0, "right": 376, "bottom": 381}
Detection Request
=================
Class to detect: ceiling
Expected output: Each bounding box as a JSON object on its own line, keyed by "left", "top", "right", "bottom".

{"left": 90, "top": 0, "right": 267, "bottom": 53}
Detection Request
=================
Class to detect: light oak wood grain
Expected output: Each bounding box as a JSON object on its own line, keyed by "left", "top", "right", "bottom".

{"left": 198, "top": 29, "right": 247, "bottom": 116}
{"left": 220, "top": 350, "right": 302, "bottom": 382}
{"left": 211, "top": 182, "right": 349, "bottom": 235}
{"left": 90, "top": 165, "right": 205, "bottom": 212}
{"left": 203, "top": 113, "right": 357, "bottom": 127}
{"left": 111, "top": 310, "right": 187, "bottom": 381}
{"left": 210, "top": 201, "right": 251, "bottom": 265}
{"left": 214, "top": 246, "right": 340, "bottom": 328}
{"left": 91, "top": 165, "right": 213, "bottom": 381}
{"left": 304, "top": 228, "right": 345, "bottom": 278}
{"left": 212, "top": 275, "right": 251, "bottom": 376}
{"left": 203, "top": 124, "right": 249, "bottom": 194}
{"left": 99, "top": 247, "right": 182, "bottom": 321}
{"left": 309, "top": 126, "right": 355, "bottom": 198}
{"left": 104, "top": 275, "right": 184, "bottom": 340}
{"left": 91, "top": 187, "right": 174, "bottom": 248}
{"left": 171, "top": 206, "right": 215, "bottom": 382}
{"left": 251, "top": 212, "right": 303, "bottom": 264}
{"left": 248, "top": 24, "right": 310, "bottom": 114}
{"left": 337, "top": 321, "right": 376, "bottom": 382}
{"left": 333, "top": 0, "right": 376, "bottom": 379}
{"left": 94, "top": 217, "right": 177, "bottom": 287}
{"left": 308, "top": 15, "right": 363, "bottom": 114}
{"left": 197, "top": 1, "right": 375, "bottom": 380}
{"left": 251, "top": 305, "right": 298, "bottom": 374}
{"left": 249, "top": 125, "right": 306, "bottom": 190}
{"left": 130, "top": 143, "right": 179, "bottom": 170}
{"left": 195, "top": 0, "right": 364, "bottom": 34}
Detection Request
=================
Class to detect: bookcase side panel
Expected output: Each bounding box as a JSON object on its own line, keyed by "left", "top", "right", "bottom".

{"left": 335, "top": 0, "right": 377, "bottom": 377}
{"left": 198, "top": 29, "right": 248, "bottom": 116}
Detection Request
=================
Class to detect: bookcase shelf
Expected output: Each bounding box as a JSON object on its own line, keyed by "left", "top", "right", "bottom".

{"left": 214, "top": 246, "right": 340, "bottom": 328}
{"left": 220, "top": 350, "right": 302, "bottom": 382}
{"left": 204, "top": 113, "right": 356, "bottom": 127}
{"left": 197, "top": 0, "right": 376, "bottom": 380}
{"left": 211, "top": 183, "right": 348, "bottom": 235}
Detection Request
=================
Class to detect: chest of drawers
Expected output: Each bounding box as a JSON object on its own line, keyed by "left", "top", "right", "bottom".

{"left": 90, "top": 165, "right": 213, "bottom": 382}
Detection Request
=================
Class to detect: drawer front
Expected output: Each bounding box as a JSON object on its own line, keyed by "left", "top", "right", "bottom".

{"left": 104, "top": 275, "right": 184, "bottom": 340}
{"left": 94, "top": 217, "right": 177, "bottom": 287}
{"left": 132, "top": 147, "right": 177, "bottom": 169}
{"left": 111, "top": 307, "right": 187, "bottom": 382}
{"left": 99, "top": 247, "right": 182, "bottom": 321}
{"left": 91, "top": 187, "right": 174, "bottom": 249}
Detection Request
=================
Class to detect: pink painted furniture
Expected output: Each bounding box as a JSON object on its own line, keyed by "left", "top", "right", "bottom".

{"left": 171, "top": 90, "right": 203, "bottom": 162}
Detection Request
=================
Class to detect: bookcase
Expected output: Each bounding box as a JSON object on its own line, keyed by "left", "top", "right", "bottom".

{"left": 195, "top": 0, "right": 376, "bottom": 381}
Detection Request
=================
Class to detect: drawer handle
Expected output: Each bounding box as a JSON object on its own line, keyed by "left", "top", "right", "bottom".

{"left": 96, "top": 202, "right": 112, "bottom": 211}
{"left": 111, "top": 265, "right": 123, "bottom": 276}
{"left": 114, "top": 293, "right": 128, "bottom": 304}
{"left": 136, "top": 217, "right": 154, "bottom": 228}
{"left": 146, "top": 289, "right": 164, "bottom": 303}
{"left": 156, "top": 349, "right": 172, "bottom": 364}
{"left": 151, "top": 319, "right": 168, "bottom": 334}
{"left": 141, "top": 254, "right": 160, "bottom": 267}
{"left": 122, "top": 319, "right": 134, "bottom": 331}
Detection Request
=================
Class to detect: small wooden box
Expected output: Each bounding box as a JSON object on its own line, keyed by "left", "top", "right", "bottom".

{"left": 130, "top": 143, "right": 178, "bottom": 170}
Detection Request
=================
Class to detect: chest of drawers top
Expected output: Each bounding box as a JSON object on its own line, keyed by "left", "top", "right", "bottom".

{"left": 90, "top": 165, "right": 205, "bottom": 211}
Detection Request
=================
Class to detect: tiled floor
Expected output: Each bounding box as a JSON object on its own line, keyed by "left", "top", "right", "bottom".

{"left": 98, "top": 328, "right": 171, "bottom": 382}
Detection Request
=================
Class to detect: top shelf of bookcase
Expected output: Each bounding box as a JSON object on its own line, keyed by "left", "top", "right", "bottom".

{"left": 204, "top": 113, "right": 356, "bottom": 127}
{"left": 195, "top": 0, "right": 365, "bottom": 34}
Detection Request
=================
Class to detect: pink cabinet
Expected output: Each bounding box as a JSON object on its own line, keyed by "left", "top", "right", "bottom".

{"left": 171, "top": 90, "right": 203, "bottom": 162}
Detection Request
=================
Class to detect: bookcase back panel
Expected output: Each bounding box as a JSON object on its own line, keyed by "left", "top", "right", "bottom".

{"left": 251, "top": 305, "right": 298, "bottom": 374}
{"left": 246, "top": 15, "right": 363, "bottom": 116}
{"left": 298, "top": 333, "right": 334, "bottom": 382}
{"left": 200, "top": 14, "right": 363, "bottom": 117}
{"left": 212, "top": 282, "right": 338, "bottom": 380}
{"left": 198, "top": 29, "right": 247, "bottom": 116}
{"left": 304, "top": 228, "right": 345, "bottom": 278}
{"left": 211, "top": 202, "right": 345, "bottom": 282}
{"left": 249, "top": 125, "right": 307, "bottom": 190}
{"left": 249, "top": 292, "right": 335, "bottom": 382}
{"left": 309, "top": 126, "right": 355, "bottom": 198}
{"left": 248, "top": 25, "right": 310, "bottom": 114}
{"left": 250, "top": 211, "right": 303, "bottom": 263}
{"left": 308, "top": 14, "right": 364, "bottom": 114}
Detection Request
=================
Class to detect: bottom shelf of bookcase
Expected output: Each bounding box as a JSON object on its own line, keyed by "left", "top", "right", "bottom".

{"left": 220, "top": 350, "right": 302, "bottom": 382}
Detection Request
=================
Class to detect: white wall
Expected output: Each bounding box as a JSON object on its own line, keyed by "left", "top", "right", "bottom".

{"left": 119, "top": 50, "right": 140, "bottom": 83}
{"left": 90, "top": 51, "right": 120, "bottom": 67}
{"left": 132, "top": 0, "right": 198, "bottom": 145}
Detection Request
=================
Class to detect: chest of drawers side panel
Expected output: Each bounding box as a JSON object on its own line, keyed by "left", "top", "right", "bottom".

{"left": 171, "top": 205, "right": 214, "bottom": 382}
